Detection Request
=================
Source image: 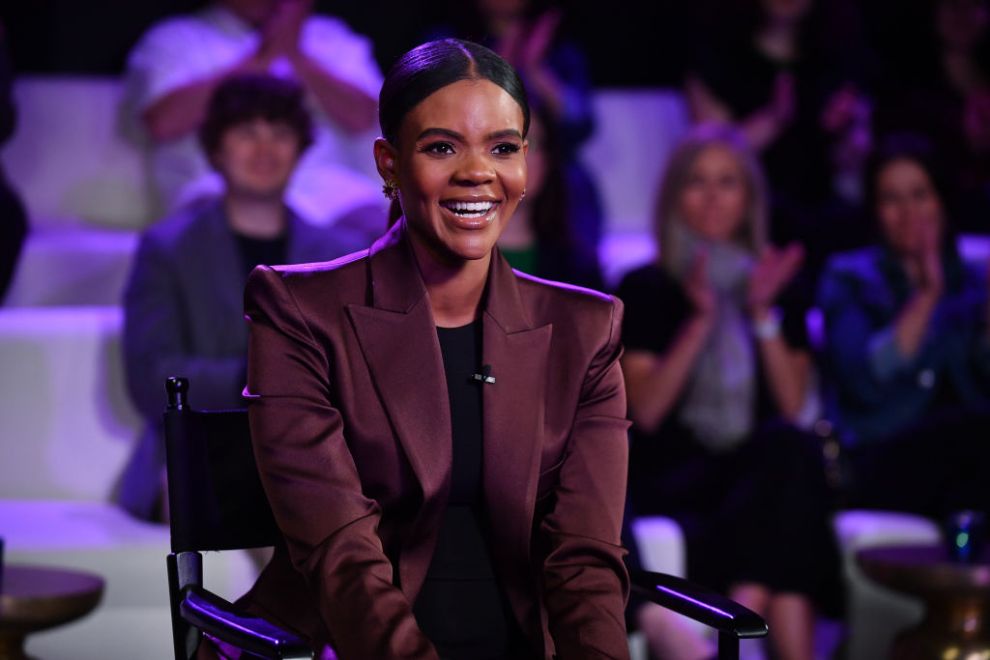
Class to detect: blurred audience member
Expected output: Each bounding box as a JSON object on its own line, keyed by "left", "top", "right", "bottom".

{"left": 818, "top": 134, "right": 990, "bottom": 518}
{"left": 619, "top": 125, "right": 840, "bottom": 660}
{"left": 435, "top": 0, "right": 605, "bottom": 250}
{"left": 0, "top": 21, "right": 27, "bottom": 303}
{"left": 125, "top": 0, "right": 384, "bottom": 234}
{"left": 874, "top": 0, "right": 990, "bottom": 233}
{"left": 686, "top": 0, "right": 874, "bottom": 273}
{"left": 497, "top": 105, "right": 603, "bottom": 289}
{"left": 118, "top": 75, "right": 368, "bottom": 520}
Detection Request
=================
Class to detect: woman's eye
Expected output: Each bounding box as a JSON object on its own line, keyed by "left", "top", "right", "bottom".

{"left": 422, "top": 142, "right": 455, "bottom": 155}
{"left": 493, "top": 142, "right": 521, "bottom": 156}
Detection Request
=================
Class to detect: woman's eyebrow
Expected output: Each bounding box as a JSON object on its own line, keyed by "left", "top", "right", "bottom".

{"left": 415, "top": 128, "right": 523, "bottom": 141}
{"left": 416, "top": 127, "right": 463, "bottom": 141}
{"left": 488, "top": 129, "right": 523, "bottom": 141}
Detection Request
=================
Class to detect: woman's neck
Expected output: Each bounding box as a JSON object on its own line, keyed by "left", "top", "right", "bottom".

{"left": 225, "top": 193, "right": 287, "bottom": 240}
{"left": 410, "top": 237, "right": 491, "bottom": 328}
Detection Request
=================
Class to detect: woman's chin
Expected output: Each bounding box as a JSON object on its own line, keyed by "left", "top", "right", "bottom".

{"left": 414, "top": 234, "right": 496, "bottom": 267}
{"left": 435, "top": 229, "right": 501, "bottom": 263}
{"left": 448, "top": 240, "right": 497, "bottom": 262}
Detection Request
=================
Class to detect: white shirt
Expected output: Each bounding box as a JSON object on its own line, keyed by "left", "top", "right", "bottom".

{"left": 126, "top": 4, "right": 385, "bottom": 225}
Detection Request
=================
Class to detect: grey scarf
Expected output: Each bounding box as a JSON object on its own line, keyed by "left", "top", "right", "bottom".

{"left": 667, "top": 224, "right": 756, "bottom": 452}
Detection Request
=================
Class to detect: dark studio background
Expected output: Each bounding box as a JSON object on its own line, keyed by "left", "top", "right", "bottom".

{"left": 0, "top": 0, "right": 919, "bottom": 88}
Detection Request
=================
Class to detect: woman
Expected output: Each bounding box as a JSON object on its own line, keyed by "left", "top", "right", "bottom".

{"left": 618, "top": 125, "right": 839, "bottom": 660}
{"left": 818, "top": 134, "right": 990, "bottom": 517}
{"left": 434, "top": 0, "right": 605, "bottom": 249}
{"left": 239, "top": 39, "right": 630, "bottom": 659}
{"left": 687, "top": 0, "right": 874, "bottom": 269}
{"left": 496, "top": 104, "right": 604, "bottom": 289}
{"left": 873, "top": 0, "right": 990, "bottom": 233}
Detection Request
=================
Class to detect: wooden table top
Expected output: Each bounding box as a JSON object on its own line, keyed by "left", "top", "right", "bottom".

{"left": 857, "top": 544, "right": 990, "bottom": 597}
{"left": 0, "top": 564, "right": 105, "bottom": 633}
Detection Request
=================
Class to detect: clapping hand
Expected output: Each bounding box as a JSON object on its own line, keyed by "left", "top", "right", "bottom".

{"left": 821, "top": 83, "right": 873, "bottom": 169}
{"left": 916, "top": 218, "right": 944, "bottom": 296}
{"left": 496, "top": 9, "right": 562, "bottom": 74}
{"left": 519, "top": 9, "right": 562, "bottom": 73}
{"left": 821, "top": 83, "right": 868, "bottom": 134}
{"left": 259, "top": 0, "right": 313, "bottom": 60}
{"left": 747, "top": 243, "right": 804, "bottom": 314}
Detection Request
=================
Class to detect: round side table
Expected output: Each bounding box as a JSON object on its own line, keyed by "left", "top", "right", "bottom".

{"left": 0, "top": 564, "right": 105, "bottom": 660}
{"left": 857, "top": 544, "right": 990, "bottom": 660}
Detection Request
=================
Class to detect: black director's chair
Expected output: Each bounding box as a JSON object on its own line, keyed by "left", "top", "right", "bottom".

{"left": 162, "top": 376, "right": 766, "bottom": 660}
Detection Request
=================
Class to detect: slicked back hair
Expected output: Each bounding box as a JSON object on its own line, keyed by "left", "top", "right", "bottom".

{"left": 378, "top": 38, "right": 529, "bottom": 145}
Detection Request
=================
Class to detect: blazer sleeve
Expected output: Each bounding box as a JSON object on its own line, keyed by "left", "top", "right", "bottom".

{"left": 539, "top": 296, "right": 632, "bottom": 659}
{"left": 123, "top": 233, "right": 245, "bottom": 421}
{"left": 243, "top": 265, "right": 438, "bottom": 660}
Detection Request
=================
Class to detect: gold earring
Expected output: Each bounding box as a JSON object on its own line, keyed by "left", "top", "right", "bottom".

{"left": 382, "top": 180, "right": 399, "bottom": 200}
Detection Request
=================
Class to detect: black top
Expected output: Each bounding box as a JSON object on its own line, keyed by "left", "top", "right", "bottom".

{"left": 235, "top": 232, "right": 288, "bottom": 279}
{"left": 413, "top": 322, "right": 526, "bottom": 659}
{"left": 616, "top": 263, "right": 809, "bottom": 437}
{"left": 440, "top": 322, "right": 484, "bottom": 505}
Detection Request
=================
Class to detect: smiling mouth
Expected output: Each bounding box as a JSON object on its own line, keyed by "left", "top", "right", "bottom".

{"left": 440, "top": 200, "right": 499, "bottom": 219}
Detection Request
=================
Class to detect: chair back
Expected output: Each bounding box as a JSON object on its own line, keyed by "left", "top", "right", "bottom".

{"left": 163, "top": 377, "right": 278, "bottom": 553}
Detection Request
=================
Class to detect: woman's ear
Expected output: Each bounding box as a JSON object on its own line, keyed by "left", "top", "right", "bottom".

{"left": 374, "top": 137, "right": 398, "bottom": 183}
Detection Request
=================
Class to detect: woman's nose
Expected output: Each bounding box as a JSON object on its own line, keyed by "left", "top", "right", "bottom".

{"left": 453, "top": 152, "right": 495, "bottom": 185}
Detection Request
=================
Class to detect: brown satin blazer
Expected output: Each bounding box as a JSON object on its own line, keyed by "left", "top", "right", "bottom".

{"left": 240, "top": 221, "right": 631, "bottom": 659}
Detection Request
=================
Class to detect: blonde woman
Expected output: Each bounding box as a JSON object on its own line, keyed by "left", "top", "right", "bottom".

{"left": 617, "top": 124, "right": 839, "bottom": 660}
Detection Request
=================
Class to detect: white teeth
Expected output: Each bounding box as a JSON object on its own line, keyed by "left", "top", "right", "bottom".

{"left": 443, "top": 201, "right": 495, "bottom": 216}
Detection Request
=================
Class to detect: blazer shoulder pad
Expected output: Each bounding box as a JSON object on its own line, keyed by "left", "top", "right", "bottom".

{"left": 513, "top": 269, "right": 619, "bottom": 330}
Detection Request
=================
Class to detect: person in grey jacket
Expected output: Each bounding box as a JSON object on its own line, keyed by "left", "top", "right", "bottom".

{"left": 118, "top": 73, "right": 373, "bottom": 520}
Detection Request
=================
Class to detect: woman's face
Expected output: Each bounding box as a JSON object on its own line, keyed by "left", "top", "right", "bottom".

{"left": 937, "top": 0, "right": 989, "bottom": 52}
{"left": 377, "top": 79, "right": 528, "bottom": 265}
{"left": 761, "top": 0, "right": 813, "bottom": 24}
{"left": 678, "top": 144, "right": 750, "bottom": 243}
{"left": 212, "top": 118, "right": 301, "bottom": 200}
{"left": 478, "top": 0, "right": 530, "bottom": 22}
{"left": 875, "top": 158, "right": 945, "bottom": 256}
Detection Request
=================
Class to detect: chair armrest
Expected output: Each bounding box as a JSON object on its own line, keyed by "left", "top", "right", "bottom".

{"left": 180, "top": 586, "right": 315, "bottom": 659}
{"left": 630, "top": 570, "right": 768, "bottom": 639}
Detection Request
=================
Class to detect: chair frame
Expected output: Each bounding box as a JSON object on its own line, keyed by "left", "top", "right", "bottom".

{"left": 163, "top": 376, "right": 766, "bottom": 659}
{"left": 164, "top": 376, "right": 311, "bottom": 659}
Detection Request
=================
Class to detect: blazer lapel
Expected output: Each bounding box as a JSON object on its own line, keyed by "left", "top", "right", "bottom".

{"left": 345, "top": 224, "right": 453, "bottom": 507}
{"left": 481, "top": 253, "right": 551, "bottom": 584}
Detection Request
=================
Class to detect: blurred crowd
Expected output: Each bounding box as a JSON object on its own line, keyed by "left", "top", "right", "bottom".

{"left": 4, "top": 0, "right": 990, "bottom": 658}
